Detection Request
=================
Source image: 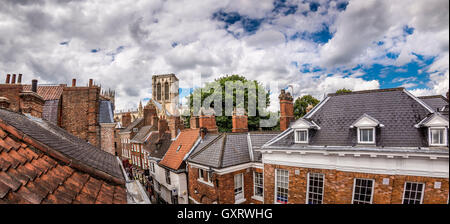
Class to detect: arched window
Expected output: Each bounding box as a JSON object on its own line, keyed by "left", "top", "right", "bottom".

{"left": 157, "top": 82, "right": 161, "bottom": 101}
{"left": 164, "top": 82, "right": 170, "bottom": 100}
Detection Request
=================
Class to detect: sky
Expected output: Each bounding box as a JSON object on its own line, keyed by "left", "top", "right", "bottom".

{"left": 0, "top": 0, "right": 448, "bottom": 112}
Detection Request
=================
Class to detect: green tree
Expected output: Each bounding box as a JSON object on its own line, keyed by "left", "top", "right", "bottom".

{"left": 293, "top": 95, "right": 319, "bottom": 119}
{"left": 185, "top": 75, "right": 273, "bottom": 132}
{"left": 335, "top": 88, "right": 352, "bottom": 94}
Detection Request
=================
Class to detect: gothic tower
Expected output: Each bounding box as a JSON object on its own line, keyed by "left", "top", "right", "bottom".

{"left": 152, "top": 74, "right": 179, "bottom": 116}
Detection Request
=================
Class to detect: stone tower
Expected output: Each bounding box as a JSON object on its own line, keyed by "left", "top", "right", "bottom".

{"left": 152, "top": 74, "right": 179, "bottom": 116}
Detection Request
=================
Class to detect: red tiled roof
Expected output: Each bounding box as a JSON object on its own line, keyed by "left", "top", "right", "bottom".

{"left": 22, "top": 85, "right": 64, "bottom": 101}
{"left": 159, "top": 129, "right": 199, "bottom": 171}
{"left": 0, "top": 113, "right": 126, "bottom": 204}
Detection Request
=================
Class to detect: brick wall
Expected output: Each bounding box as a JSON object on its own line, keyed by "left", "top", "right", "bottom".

{"left": 61, "top": 86, "right": 100, "bottom": 147}
{"left": 188, "top": 165, "right": 263, "bottom": 204}
{"left": 0, "top": 84, "right": 23, "bottom": 112}
{"left": 264, "top": 163, "right": 449, "bottom": 204}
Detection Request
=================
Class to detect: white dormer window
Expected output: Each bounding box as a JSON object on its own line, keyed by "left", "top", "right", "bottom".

{"left": 291, "top": 119, "right": 320, "bottom": 144}
{"left": 358, "top": 128, "right": 375, "bottom": 144}
{"left": 429, "top": 128, "right": 447, "bottom": 146}
{"left": 351, "top": 114, "right": 383, "bottom": 145}
{"left": 416, "top": 113, "right": 449, "bottom": 147}
{"left": 294, "top": 129, "right": 308, "bottom": 143}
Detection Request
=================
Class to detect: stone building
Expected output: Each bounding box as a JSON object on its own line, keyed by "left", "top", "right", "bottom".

{"left": 259, "top": 87, "right": 449, "bottom": 204}
{"left": 152, "top": 74, "right": 179, "bottom": 116}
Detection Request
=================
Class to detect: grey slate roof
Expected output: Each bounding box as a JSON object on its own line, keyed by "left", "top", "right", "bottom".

{"left": 99, "top": 100, "right": 114, "bottom": 123}
{"left": 188, "top": 132, "right": 280, "bottom": 168}
{"left": 131, "top": 125, "right": 156, "bottom": 143}
{"left": 144, "top": 132, "right": 172, "bottom": 160}
{"left": 418, "top": 95, "right": 449, "bottom": 111}
{"left": 250, "top": 132, "right": 280, "bottom": 162}
{"left": 0, "top": 109, "right": 124, "bottom": 179}
{"left": 267, "top": 88, "right": 440, "bottom": 150}
{"left": 121, "top": 117, "right": 144, "bottom": 133}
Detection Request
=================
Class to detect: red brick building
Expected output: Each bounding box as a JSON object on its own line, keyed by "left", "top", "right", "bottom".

{"left": 187, "top": 110, "right": 279, "bottom": 204}
{"left": 260, "top": 88, "right": 449, "bottom": 204}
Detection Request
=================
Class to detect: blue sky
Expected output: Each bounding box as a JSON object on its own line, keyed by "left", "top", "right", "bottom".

{"left": 0, "top": 0, "right": 448, "bottom": 111}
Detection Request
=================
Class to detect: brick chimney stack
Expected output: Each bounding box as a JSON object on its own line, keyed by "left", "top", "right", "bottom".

{"left": 279, "top": 89, "right": 294, "bottom": 131}
{"left": 19, "top": 79, "right": 44, "bottom": 118}
{"left": 158, "top": 117, "right": 169, "bottom": 137}
{"left": 199, "top": 108, "right": 218, "bottom": 133}
{"left": 5, "top": 74, "right": 11, "bottom": 84}
{"left": 190, "top": 115, "right": 199, "bottom": 129}
{"left": 122, "top": 112, "right": 131, "bottom": 128}
{"left": 168, "top": 116, "right": 182, "bottom": 139}
{"left": 11, "top": 74, "right": 16, "bottom": 84}
{"left": 89, "top": 79, "right": 93, "bottom": 87}
{"left": 143, "top": 104, "right": 157, "bottom": 126}
{"left": 232, "top": 108, "right": 248, "bottom": 133}
{"left": 72, "top": 79, "right": 76, "bottom": 87}
{"left": 18, "top": 74, "right": 22, "bottom": 84}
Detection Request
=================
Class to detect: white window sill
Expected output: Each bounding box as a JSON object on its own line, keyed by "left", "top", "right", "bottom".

{"left": 251, "top": 195, "right": 264, "bottom": 202}
{"left": 197, "top": 179, "right": 214, "bottom": 187}
{"left": 235, "top": 198, "right": 246, "bottom": 204}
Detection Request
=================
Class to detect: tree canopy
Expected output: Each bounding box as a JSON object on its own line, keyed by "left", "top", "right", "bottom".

{"left": 185, "top": 75, "right": 273, "bottom": 132}
{"left": 293, "top": 95, "right": 320, "bottom": 119}
{"left": 335, "top": 88, "right": 352, "bottom": 94}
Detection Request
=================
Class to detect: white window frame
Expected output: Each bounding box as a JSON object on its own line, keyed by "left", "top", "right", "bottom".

{"left": 294, "top": 129, "right": 308, "bottom": 144}
{"left": 357, "top": 127, "right": 375, "bottom": 144}
{"left": 351, "top": 178, "right": 374, "bottom": 204}
{"left": 197, "top": 168, "right": 214, "bottom": 187}
{"left": 274, "top": 169, "right": 289, "bottom": 204}
{"left": 234, "top": 173, "right": 245, "bottom": 203}
{"left": 402, "top": 181, "right": 425, "bottom": 204}
{"left": 253, "top": 171, "right": 264, "bottom": 201}
{"left": 429, "top": 127, "right": 448, "bottom": 146}
{"left": 306, "top": 173, "right": 325, "bottom": 204}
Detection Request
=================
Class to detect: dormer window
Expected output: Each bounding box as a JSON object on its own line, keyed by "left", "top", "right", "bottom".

{"left": 415, "top": 113, "right": 449, "bottom": 147}
{"left": 358, "top": 128, "right": 375, "bottom": 144}
{"left": 295, "top": 129, "right": 308, "bottom": 143}
{"left": 350, "top": 114, "right": 383, "bottom": 145}
{"left": 429, "top": 128, "right": 447, "bottom": 146}
{"left": 291, "top": 118, "right": 320, "bottom": 144}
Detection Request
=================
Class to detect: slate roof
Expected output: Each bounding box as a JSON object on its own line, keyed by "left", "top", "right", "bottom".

{"left": 130, "top": 125, "right": 156, "bottom": 143}
{"left": 99, "top": 100, "right": 114, "bottom": 124}
{"left": 418, "top": 95, "right": 449, "bottom": 111}
{"left": 143, "top": 132, "right": 172, "bottom": 160}
{"left": 121, "top": 117, "right": 143, "bottom": 133}
{"left": 265, "top": 88, "right": 447, "bottom": 150}
{"left": 188, "top": 132, "right": 279, "bottom": 168}
{"left": 22, "top": 85, "right": 64, "bottom": 101}
{"left": 0, "top": 109, "right": 126, "bottom": 204}
{"left": 159, "top": 129, "right": 200, "bottom": 171}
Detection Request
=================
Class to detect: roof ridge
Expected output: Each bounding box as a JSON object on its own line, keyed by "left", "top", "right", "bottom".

{"left": 327, "top": 87, "right": 405, "bottom": 97}
{"left": 218, "top": 134, "right": 228, "bottom": 168}
{"left": 189, "top": 133, "right": 224, "bottom": 159}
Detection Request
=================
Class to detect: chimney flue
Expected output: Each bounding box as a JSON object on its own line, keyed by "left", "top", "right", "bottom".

{"left": 18, "top": 74, "right": 22, "bottom": 84}
{"left": 6, "top": 74, "right": 11, "bottom": 84}
{"left": 11, "top": 74, "right": 16, "bottom": 84}
{"left": 72, "top": 79, "right": 76, "bottom": 87}
{"left": 32, "top": 79, "right": 38, "bottom": 93}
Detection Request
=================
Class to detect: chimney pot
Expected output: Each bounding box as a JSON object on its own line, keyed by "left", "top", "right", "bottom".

{"left": 18, "top": 74, "right": 22, "bottom": 84}
{"left": 89, "top": 79, "right": 93, "bottom": 87}
{"left": 11, "top": 74, "right": 16, "bottom": 84}
{"left": 72, "top": 79, "right": 76, "bottom": 87}
{"left": 32, "top": 79, "right": 38, "bottom": 93}
{"left": 5, "top": 74, "right": 11, "bottom": 84}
